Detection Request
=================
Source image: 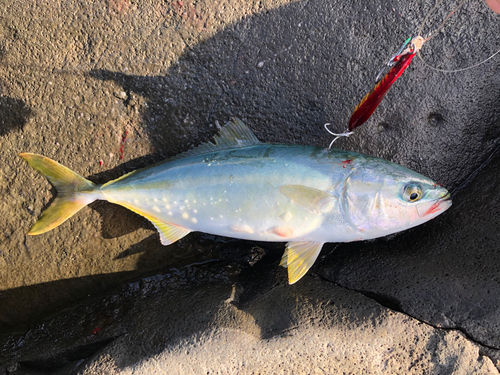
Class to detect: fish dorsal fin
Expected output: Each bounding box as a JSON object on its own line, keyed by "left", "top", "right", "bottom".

{"left": 149, "top": 218, "right": 191, "bottom": 246}
{"left": 175, "top": 118, "right": 260, "bottom": 160}
{"left": 279, "top": 185, "right": 337, "bottom": 215}
{"left": 280, "top": 241, "right": 324, "bottom": 284}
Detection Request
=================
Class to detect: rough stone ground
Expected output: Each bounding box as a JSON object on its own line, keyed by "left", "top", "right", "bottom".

{"left": 4, "top": 271, "right": 498, "bottom": 374}
{"left": 0, "top": 0, "right": 499, "bottom": 373}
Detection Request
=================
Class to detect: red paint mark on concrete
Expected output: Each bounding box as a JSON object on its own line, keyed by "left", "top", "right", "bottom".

{"left": 108, "top": 0, "right": 129, "bottom": 14}
{"left": 171, "top": 0, "right": 209, "bottom": 31}
{"left": 119, "top": 130, "right": 129, "bottom": 160}
{"left": 108, "top": 0, "right": 131, "bottom": 14}
{"left": 92, "top": 327, "right": 102, "bottom": 335}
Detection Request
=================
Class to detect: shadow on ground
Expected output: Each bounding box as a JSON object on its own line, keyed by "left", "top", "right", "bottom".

{"left": 0, "top": 94, "right": 32, "bottom": 136}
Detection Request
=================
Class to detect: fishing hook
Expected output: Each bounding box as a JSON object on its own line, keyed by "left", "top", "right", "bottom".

{"left": 324, "top": 123, "right": 353, "bottom": 150}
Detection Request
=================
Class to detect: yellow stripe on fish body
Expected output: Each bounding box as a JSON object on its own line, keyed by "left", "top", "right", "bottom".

{"left": 20, "top": 118, "right": 452, "bottom": 284}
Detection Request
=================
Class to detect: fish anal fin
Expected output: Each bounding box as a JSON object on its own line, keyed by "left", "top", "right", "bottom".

{"left": 149, "top": 218, "right": 191, "bottom": 246}
{"left": 114, "top": 202, "right": 191, "bottom": 245}
{"left": 279, "top": 185, "right": 337, "bottom": 215}
{"left": 282, "top": 241, "right": 324, "bottom": 284}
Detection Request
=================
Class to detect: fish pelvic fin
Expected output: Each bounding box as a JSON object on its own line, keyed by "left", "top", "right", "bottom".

{"left": 19, "top": 153, "right": 97, "bottom": 235}
{"left": 281, "top": 241, "right": 324, "bottom": 284}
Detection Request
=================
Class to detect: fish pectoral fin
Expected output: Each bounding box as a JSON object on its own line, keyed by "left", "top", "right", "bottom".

{"left": 149, "top": 218, "right": 191, "bottom": 246}
{"left": 279, "top": 185, "right": 337, "bottom": 215}
{"left": 282, "top": 241, "right": 324, "bottom": 284}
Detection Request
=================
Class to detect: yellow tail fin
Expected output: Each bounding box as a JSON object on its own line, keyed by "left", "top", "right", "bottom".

{"left": 19, "top": 153, "right": 96, "bottom": 235}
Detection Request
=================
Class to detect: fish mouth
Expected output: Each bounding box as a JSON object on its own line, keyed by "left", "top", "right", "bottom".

{"left": 439, "top": 191, "right": 451, "bottom": 202}
{"left": 416, "top": 191, "right": 452, "bottom": 218}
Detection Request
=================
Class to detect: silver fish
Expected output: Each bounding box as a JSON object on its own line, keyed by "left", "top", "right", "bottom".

{"left": 20, "top": 118, "right": 451, "bottom": 284}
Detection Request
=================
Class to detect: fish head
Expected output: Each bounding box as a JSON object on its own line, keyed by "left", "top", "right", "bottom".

{"left": 342, "top": 160, "right": 452, "bottom": 238}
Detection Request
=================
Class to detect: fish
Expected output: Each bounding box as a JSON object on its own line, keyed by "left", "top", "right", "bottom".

{"left": 20, "top": 118, "right": 452, "bottom": 284}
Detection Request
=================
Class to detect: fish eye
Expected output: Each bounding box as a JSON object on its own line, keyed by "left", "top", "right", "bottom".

{"left": 403, "top": 183, "right": 422, "bottom": 202}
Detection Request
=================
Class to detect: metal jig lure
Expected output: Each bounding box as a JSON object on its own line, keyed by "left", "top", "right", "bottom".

{"left": 324, "top": 0, "right": 500, "bottom": 149}
{"left": 326, "top": 36, "right": 425, "bottom": 150}
{"left": 348, "top": 36, "right": 425, "bottom": 133}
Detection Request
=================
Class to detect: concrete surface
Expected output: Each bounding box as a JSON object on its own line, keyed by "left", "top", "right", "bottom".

{"left": 2, "top": 266, "right": 498, "bottom": 374}
{"left": 0, "top": 0, "right": 499, "bottom": 373}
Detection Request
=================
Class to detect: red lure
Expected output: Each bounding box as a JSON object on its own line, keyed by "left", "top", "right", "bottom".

{"left": 325, "top": 37, "right": 424, "bottom": 149}
{"left": 348, "top": 51, "right": 416, "bottom": 131}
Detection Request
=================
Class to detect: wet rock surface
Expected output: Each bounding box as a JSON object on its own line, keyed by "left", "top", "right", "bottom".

{"left": 1, "top": 0, "right": 499, "bottom": 373}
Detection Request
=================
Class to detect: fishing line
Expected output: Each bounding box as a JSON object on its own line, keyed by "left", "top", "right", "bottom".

{"left": 417, "top": 47, "right": 500, "bottom": 72}
{"left": 417, "top": 0, "right": 468, "bottom": 42}
{"left": 448, "top": 142, "right": 500, "bottom": 201}
{"left": 417, "top": 0, "right": 500, "bottom": 73}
